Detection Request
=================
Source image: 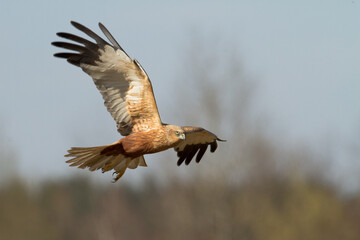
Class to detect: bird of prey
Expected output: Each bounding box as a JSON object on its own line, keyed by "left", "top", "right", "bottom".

{"left": 52, "top": 21, "right": 225, "bottom": 181}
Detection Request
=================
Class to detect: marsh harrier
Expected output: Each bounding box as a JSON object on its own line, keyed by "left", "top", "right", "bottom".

{"left": 52, "top": 21, "right": 225, "bottom": 181}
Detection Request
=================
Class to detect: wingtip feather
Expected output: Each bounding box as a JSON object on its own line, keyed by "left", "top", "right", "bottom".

{"left": 217, "top": 138, "right": 227, "bottom": 142}
{"left": 70, "top": 20, "right": 80, "bottom": 28}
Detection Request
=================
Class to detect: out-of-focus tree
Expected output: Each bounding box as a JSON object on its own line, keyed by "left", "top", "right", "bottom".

{"left": 0, "top": 181, "right": 58, "bottom": 240}
{"left": 0, "top": 128, "right": 17, "bottom": 187}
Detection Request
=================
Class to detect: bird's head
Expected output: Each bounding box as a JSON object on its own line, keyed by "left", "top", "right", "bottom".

{"left": 165, "top": 125, "right": 186, "bottom": 142}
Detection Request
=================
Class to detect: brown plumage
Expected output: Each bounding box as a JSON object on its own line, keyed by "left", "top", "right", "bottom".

{"left": 53, "top": 21, "right": 225, "bottom": 181}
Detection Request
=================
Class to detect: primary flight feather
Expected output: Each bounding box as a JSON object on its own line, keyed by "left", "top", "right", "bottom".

{"left": 52, "top": 21, "right": 225, "bottom": 181}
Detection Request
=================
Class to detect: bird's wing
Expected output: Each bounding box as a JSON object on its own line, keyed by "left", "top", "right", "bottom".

{"left": 52, "top": 21, "right": 162, "bottom": 136}
{"left": 174, "top": 127, "right": 225, "bottom": 166}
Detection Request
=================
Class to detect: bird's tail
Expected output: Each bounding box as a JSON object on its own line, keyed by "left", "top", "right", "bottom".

{"left": 65, "top": 144, "right": 147, "bottom": 182}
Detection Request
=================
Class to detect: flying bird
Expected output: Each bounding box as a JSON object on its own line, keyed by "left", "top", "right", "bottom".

{"left": 52, "top": 21, "right": 225, "bottom": 181}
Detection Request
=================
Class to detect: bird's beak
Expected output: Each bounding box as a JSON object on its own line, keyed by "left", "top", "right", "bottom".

{"left": 180, "top": 133, "right": 186, "bottom": 140}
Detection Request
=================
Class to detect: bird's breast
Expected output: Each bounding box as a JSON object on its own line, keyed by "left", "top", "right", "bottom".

{"left": 121, "top": 129, "right": 181, "bottom": 156}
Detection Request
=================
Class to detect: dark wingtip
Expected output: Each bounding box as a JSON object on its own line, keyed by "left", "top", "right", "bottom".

{"left": 51, "top": 41, "right": 62, "bottom": 47}
{"left": 210, "top": 141, "right": 218, "bottom": 153}
{"left": 70, "top": 21, "right": 86, "bottom": 31}
{"left": 53, "top": 52, "right": 66, "bottom": 58}
{"left": 70, "top": 20, "right": 79, "bottom": 26}
{"left": 217, "top": 138, "right": 227, "bottom": 142}
{"left": 56, "top": 32, "right": 69, "bottom": 38}
{"left": 177, "top": 159, "right": 183, "bottom": 166}
{"left": 177, "top": 155, "right": 186, "bottom": 166}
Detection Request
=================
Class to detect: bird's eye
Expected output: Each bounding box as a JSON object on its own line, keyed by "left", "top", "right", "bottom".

{"left": 175, "top": 131, "right": 179, "bottom": 135}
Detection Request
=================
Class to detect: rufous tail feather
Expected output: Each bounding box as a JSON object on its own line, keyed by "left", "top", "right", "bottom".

{"left": 65, "top": 145, "right": 147, "bottom": 182}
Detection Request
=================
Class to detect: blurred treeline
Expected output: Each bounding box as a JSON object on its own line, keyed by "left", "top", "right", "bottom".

{"left": 1, "top": 169, "right": 360, "bottom": 239}
{"left": 1, "top": 43, "right": 360, "bottom": 239}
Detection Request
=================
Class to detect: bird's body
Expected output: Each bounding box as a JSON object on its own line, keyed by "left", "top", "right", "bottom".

{"left": 53, "top": 21, "right": 225, "bottom": 181}
{"left": 103, "top": 125, "right": 185, "bottom": 157}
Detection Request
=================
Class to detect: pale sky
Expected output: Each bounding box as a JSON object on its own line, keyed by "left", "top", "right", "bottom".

{"left": 1, "top": 0, "right": 359, "bottom": 187}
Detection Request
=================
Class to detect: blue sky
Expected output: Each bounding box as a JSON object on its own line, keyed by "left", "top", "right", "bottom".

{"left": 0, "top": 0, "right": 359, "bottom": 186}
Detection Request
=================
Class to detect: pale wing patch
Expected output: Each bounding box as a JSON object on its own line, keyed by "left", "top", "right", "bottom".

{"left": 79, "top": 44, "right": 161, "bottom": 135}
{"left": 82, "top": 58, "right": 135, "bottom": 135}
{"left": 98, "top": 46, "right": 131, "bottom": 63}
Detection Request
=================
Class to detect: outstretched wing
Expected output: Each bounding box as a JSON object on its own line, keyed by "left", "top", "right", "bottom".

{"left": 174, "top": 127, "right": 225, "bottom": 166}
{"left": 52, "top": 21, "right": 162, "bottom": 136}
